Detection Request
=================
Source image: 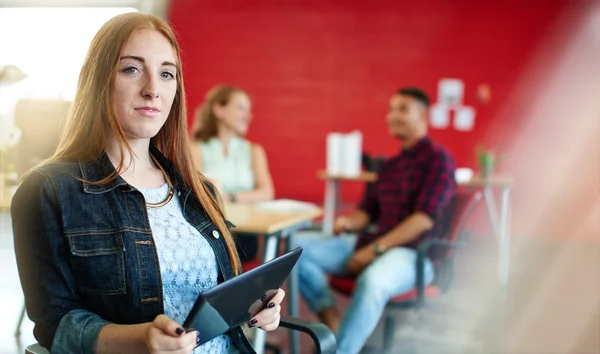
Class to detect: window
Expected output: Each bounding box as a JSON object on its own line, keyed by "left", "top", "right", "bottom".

{"left": 0, "top": 7, "right": 138, "bottom": 101}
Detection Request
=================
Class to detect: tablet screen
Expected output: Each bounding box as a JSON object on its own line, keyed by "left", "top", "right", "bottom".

{"left": 183, "top": 247, "right": 303, "bottom": 345}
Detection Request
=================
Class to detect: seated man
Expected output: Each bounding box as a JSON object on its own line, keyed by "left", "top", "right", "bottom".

{"left": 292, "top": 87, "right": 457, "bottom": 354}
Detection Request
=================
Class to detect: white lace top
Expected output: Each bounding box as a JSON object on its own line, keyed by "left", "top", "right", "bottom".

{"left": 138, "top": 183, "right": 233, "bottom": 354}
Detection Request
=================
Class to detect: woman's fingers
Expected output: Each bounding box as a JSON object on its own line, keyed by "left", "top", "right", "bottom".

{"left": 259, "top": 311, "right": 281, "bottom": 332}
{"left": 249, "top": 304, "right": 281, "bottom": 331}
{"left": 269, "top": 288, "right": 285, "bottom": 306}
{"left": 146, "top": 315, "right": 199, "bottom": 353}
{"left": 153, "top": 314, "right": 185, "bottom": 337}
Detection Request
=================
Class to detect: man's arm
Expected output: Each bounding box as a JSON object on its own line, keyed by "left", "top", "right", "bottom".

{"left": 334, "top": 209, "right": 372, "bottom": 234}
{"left": 377, "top": 150, "right": 455, "bottom": 249}
{"left": 372, "top": 212, "right": 433, "bottom": 249}
{"left": 345, "top": 212, "right": 432, "bottom": 274}
{"left": 347, "top": 149, "right": 456, "bottom": 274}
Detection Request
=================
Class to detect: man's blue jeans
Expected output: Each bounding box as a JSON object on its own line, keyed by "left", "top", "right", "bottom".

{"left": 290, "top": 232, "right": 435, "bottom": 354}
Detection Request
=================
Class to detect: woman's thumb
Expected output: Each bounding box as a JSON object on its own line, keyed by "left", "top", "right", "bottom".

{"left": 153, "top": 314, "right": 184, "bottom": 337}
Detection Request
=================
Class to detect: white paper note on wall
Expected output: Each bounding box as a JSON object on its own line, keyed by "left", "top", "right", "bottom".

{"left": 454, "top": 106, "right": 476, "bottom": 131}
{"left": 438, "top": 78, "right": 464, "bottom": 107}
{"left": 429, "top": 104, "right": 450, "bottom": 129}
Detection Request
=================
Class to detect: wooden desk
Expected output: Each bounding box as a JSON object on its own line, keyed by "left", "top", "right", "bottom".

{"left": 225, "top": 203, "right": 322, "bottom": 235}
{"left": 316, "top": 170, "right": 377, "bottom": 182}
{"left": 224, "top": 202, "right": 322, "bottom": 354}
{"left": 318, "top": 169, "right": 514, "bottom": 285}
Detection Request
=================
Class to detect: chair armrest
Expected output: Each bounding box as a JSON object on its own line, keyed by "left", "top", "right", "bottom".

{"left": 415, "top": 239, "right": 466, "bottom": 305}
{"left": 279, "top": 316, "right": 337, "bottom": 354}
{"left": 417, "top": 238, "right": 466, "bottom": 252}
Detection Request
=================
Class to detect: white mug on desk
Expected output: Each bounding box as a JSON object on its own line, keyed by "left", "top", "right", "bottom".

{"left": 455, "top": 168, "right": 474, "bottom": 183}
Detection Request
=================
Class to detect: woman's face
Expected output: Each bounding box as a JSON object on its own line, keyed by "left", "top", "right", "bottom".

{"left": 113, "top": 29, "right": 178, "bottom": 142}
{"left": 214, "top": 92, "right": 252, "bottom": 136}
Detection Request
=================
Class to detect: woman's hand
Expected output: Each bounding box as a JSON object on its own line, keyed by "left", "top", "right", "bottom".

{"left": 145, "top": 314, "right": 199, "bottom": 354}
{"left": 248, "top": 288, "right": 285, "bottom": 331}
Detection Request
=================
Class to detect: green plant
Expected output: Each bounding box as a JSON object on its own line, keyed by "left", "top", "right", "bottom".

{"left": 476, "top": 145, "right": 504, "bottom": 177}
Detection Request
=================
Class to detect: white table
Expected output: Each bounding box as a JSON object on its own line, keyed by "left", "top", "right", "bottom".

{"left": 461, "top": 176, "right": 514, "bottom": 285}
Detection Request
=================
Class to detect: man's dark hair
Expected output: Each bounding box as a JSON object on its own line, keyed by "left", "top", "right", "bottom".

{"left": 397, "top": 87, "right": 430, "bottom": 108}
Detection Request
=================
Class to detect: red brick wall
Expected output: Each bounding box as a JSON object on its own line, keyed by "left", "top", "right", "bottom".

{"left": 169, "top": 0, "right": 596, "bottom": 237}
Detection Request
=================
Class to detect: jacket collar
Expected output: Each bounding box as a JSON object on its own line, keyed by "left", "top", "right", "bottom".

{"left": 80, "top": 145, "right": 189, "bottom": 195}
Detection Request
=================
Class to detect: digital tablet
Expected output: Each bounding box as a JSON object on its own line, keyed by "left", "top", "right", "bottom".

{"left": 183, "top": 246, "right": 303, "bottom": 345}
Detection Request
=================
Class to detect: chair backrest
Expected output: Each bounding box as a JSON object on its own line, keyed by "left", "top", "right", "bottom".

{"left": 361, "top": 153, "right": 386, "bottom": 216}
{"left": 432, "top": 189, "right": 482, "bottom": 292}
{"left": 361, "top": 152, "right": 386, "bottom": 173}
{"left": 14, "top": 99, "right": 71, "bottom": 176}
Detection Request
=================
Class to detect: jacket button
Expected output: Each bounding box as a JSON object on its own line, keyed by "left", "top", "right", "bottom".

{"left": 177, "top": 191, "right": 181, "bottom": 197}
{"left": 212, "top": 230, "right": 220, "bottom": 239}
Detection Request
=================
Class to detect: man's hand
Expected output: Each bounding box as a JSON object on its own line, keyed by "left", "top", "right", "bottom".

{"left": 333, "top": 211, "right": 371, "bottom": 235}
{"left": 333, "top": 216, "right": 354, "bottom": 234}
{"left": 346, "top": 246, "right": 376, "bottom": 275}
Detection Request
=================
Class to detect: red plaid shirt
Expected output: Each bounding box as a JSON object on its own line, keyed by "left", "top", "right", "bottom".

{"left": 356, "top": 136, "right": 457, "bottom": 255}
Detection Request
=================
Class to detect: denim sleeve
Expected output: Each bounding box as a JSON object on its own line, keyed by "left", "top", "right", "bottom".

{"left": 51, "top": 309, "right": 112, "bottom": 353}
{"left": 11, "top": 169, "right": 108, "bottom": 351}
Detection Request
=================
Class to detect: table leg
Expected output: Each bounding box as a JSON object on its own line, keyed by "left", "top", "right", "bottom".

{"left": 287, "top": 240, "right": 301, "bottom": 354}
{"left": 483, "top": 187, "right": 500, "bottom": 237}
{"left": 15, "top": 302, "right": 25, "bottom": 336}
{"left": 322, "top": 180, "right": 339, "bottom": 234}
{"left": 252, "top": 234, "right": 279, "bottom": 354}
{"left": 498, "top": 187, "right": 512, "bottom": 285}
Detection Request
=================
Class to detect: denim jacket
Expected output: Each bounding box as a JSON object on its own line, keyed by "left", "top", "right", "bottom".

{"left": 12, "top": 146, "right": 255, "bottom": 353}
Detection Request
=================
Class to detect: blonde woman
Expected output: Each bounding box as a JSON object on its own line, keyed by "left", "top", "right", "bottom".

{"left": 192, "top": 86, "right": 274, "bottom": 262}
{"left": 191, "top": 86, "right": 274, "bottom": 204}
{"left": 12, "top": 13, "right": 283, "bottom": 354}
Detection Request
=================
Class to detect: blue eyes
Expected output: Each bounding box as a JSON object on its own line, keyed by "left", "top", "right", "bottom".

{"left": 122, "top": 66, "right": 175, "bottom": 80}
{"left": 123, "top": 66, "right": 139, "bottom": 74}
{"left": 161, "top": 71, "right": 175, "bottom": 79}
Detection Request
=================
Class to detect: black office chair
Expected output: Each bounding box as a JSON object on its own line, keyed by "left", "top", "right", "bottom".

{"left": 329, "top": 190, "right": 483, "bottom": 353}
{"left": 361, "top": 152, "right": 386, "bottom": 196}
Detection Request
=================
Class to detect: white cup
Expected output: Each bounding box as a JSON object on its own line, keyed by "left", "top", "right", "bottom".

{"left": 455, "top": 167, "right": 474, "bottom": 183}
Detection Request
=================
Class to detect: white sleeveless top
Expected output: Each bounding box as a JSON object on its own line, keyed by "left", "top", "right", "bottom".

{"left": 199, "top": 136, "right": 255, "bottom": 194}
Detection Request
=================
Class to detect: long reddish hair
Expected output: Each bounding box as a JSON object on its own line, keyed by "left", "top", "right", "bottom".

{"left": 50, "top": 12, "right": 241, "bottom": 274}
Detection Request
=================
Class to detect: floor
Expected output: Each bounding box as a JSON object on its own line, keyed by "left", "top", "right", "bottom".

{"left": 1, "top": 210, "right": 599, "bottom": 354}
